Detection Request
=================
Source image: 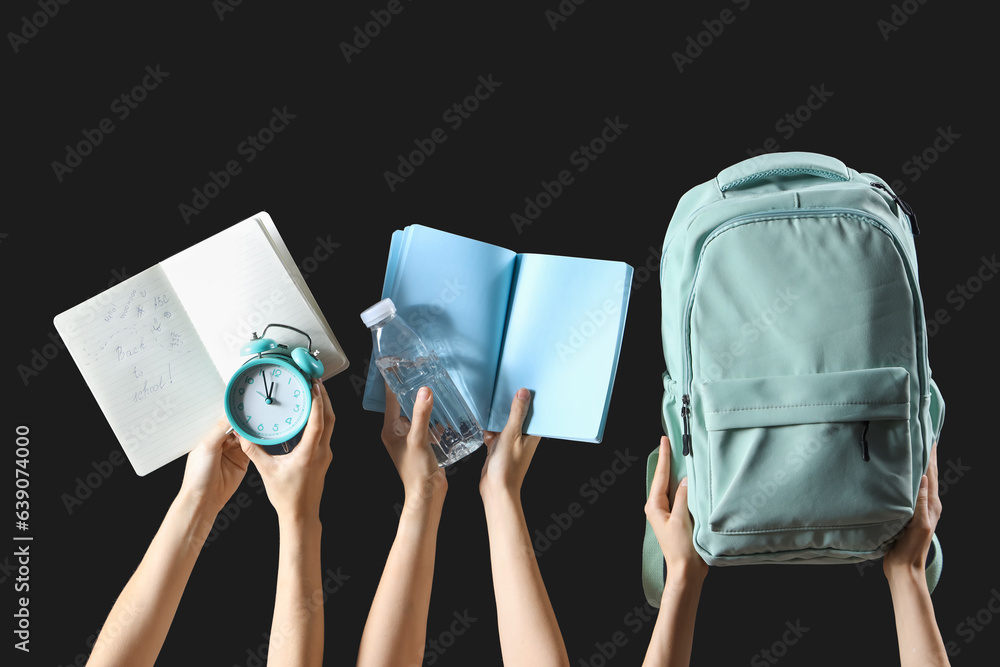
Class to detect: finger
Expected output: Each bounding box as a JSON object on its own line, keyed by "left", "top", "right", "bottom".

{"left": 647, "top": 436, "right": 672, "bottom": 513}
{"left": 483, "top": 430, "right": 499, "bottom": 448}
{"left": 913, "top": 474, "right": 929, "bottom": 522}
{"left": 407, "top": 386, "right": 434, "bottom": 447}
{"left": 392, "top": 415, "right": 410, "bottom": 438}
{"left": 222, "top": 436, "right": 250, "bottom": 471}
{"left": 927, "top": 441, "right": 939, "bottom": 501}
{"left": 201, "top": 420, "right": 234, "bottom": 451}
{"left": 221, "top": 429, "right": 245, "bottom": 454}
{"left": 383, "top": 380, "right": 401, "bottom": 426}
{"left": 673, "top": 478, "right": 694, "bottom": 528}
{"left": 500, "top": 388, "right": 531, "bottom": 440}
{"left": 299, "top": 380, "right": 327, "bottom": 449}
{"left": 238, "top": 435, "right": 268, "bottom": 470}
{"left": 318, "top": 380, "right": 336, "bottom": 442}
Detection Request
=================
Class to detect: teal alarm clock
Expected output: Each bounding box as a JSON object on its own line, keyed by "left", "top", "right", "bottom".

{"left": 224, "top": 323, "right": 324, "bottom": 452}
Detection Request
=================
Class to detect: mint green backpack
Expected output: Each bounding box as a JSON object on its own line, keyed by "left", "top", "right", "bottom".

{"left": 642, "top": 152, "right": 945, "bottom": 605}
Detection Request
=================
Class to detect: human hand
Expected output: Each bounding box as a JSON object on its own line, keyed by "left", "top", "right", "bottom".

{"left": 179, "top": 421, "right": 250, "bottom": 516}
{"left": 381, "top": 382, "right": 447, "bottom": 512}
{"left": 479, "top": 388, "right": 540, "bottom": 502}
{"left": 884, "top": 442, "right": 942, "bottom": 580}
{"left": 645, "top": 436, "right": 708, "bottom": 585}
{"left": 237, "top": 379, "right": 334, "bottom": 523}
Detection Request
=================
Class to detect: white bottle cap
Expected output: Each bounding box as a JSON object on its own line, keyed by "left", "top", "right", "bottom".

{"left": 360, "top": 298, "right": 397, "bottom": 328}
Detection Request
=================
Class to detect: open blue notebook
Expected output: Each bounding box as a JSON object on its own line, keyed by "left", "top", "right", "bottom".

{"left": 362, "top": 225, "right": 632, "bottom": 442}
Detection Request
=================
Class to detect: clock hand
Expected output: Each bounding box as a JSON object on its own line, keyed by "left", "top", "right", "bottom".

{"left": 265, "top": 382, "right": 278, "bottom": 405}
{"left": 256, "top": 390, "right": 267, "bottom": 399}
{"left": 257, "top": 372, "right": 275, "bottom": 404}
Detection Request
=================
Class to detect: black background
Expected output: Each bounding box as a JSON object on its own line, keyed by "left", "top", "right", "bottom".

{"left": 5, "top": 1, "right": 997, "bottom": 665}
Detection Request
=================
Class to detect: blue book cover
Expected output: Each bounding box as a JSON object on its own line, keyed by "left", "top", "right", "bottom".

{"left": 362, "top": 225, "right": 632, "bottom": 443}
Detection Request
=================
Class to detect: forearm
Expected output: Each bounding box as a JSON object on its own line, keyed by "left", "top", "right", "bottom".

{"left": 643, "top": 572, "right": 704, "bottom": 667}
{"left": 357, "top": 498, "right": 443, "bottom": 667}
{"left": 483, "top": 490, "right": 569, "bottom": 667}
{"left": 88, "top": 491, "right": 214, "bottom": 667}
{"left": 268, "top": 515, "right": 325, "bottom": 667}
{"left": 887, "top": 567, "right": 950, "bottom": 667}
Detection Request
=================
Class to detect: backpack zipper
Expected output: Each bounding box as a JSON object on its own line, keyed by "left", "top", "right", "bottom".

{"left": 678, "top": 207, "right": 927, "bottom": 456}
{"left": 860, "top": 421, "right": 871, "bottom": 462}
{"left": 870, "top": 182, "right": 920, "bottom": 236}
{"left": 681, "top": 394, "right": 692, "bottom": 456}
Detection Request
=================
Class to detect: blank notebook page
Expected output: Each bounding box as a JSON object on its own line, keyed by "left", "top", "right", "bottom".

{"left": 489, "top": 254, "right": 630, "bottom": 440}
{"left": 164, "top": 217, "right": 346, "bottom": 383}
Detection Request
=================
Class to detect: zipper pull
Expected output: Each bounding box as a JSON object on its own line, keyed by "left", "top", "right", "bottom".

{"left": 860, "top": 421, "right": 870, "bottom": 462}
{"left": 871, "top": 182, "right": 920, "bottom": 236}
{"left": 681, "top": 394, "right": 692, "bottom": 456}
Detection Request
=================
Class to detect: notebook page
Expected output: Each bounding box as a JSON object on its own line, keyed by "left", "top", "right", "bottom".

{"left": 163, "top": 216, "right": 343, "bottom": 383}
{"left": 489, "top": 254, "right": 632, "bottom": 441}
{"left": 361, "top": 225, "right": 516, "bottom": 426}
{"left": 53, "top": 266, "right": 226, "bottom": 476}
{"left": 255, "top": 213, "right": 349, "bottom": 378}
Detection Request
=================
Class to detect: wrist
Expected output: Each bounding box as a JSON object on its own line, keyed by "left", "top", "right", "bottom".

{"left": 400, "top": 490, "right": 445, "bottom": 523}
{"left": 885, "top": 561, "right": 925, "bottom": 589}
{"left": 403, "top": 474, "right": 447, "bottom": 511}
{"left": 279, "top": 513, "right": 322, "bottom": 529}
{"left": 276, "top": 515, "right": 322, "bottom": 566}
{"left": 176, "top": 482, "right": 220, "bottom": 514}
{"left": 276, "top": 505, "right": 323, "bottom": 528}
{"left": 170, "top": 490, "right": 219, "bottom": 546}
{"left": 662, "top": 566, "right": 706, "bottom": 612}
{"left": 397, "top": 500, "right": 443, "bottom": 540}
{"left": 480, "top": 481, "right": 520, "bottom": 509}
{"left": 665, "top": 563, "right": 708, "bottom": 590}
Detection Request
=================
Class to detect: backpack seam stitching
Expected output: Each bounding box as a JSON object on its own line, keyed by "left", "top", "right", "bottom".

{"left": 707, "top": 401, "right": 908, "bottom": 414}
{"left": 711, "top": 521, "right": 906, "bottom": 534}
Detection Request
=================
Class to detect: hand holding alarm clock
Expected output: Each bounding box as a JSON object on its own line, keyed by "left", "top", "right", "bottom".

{"left": 224, "top": 323, "right": 325, "bottom": 453}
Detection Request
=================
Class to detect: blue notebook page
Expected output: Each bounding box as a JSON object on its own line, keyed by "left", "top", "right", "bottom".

{"left": 362, "top": 225, "right": 516, "bottom": 426}
{"left": 488, "top": 254, "right": 632, "bottom": 441}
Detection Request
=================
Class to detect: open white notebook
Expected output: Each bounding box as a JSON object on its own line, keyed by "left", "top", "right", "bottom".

{"left": 53, "top": 212, "right": 349, "bottom": 476}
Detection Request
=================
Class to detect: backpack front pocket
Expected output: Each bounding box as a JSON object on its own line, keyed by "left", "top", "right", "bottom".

{"left": 702, "top": 367, "right": 913, "bottom": 535}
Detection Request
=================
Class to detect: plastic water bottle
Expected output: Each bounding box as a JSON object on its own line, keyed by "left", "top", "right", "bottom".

{"left": 361, "top": 298, "right": 484, "bottom": 466}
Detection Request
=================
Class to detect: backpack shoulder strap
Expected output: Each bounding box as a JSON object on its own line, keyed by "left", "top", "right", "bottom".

{"left": 926, "top": 532, "right": 943, "bottom": 593}
{"left": 642, "top": 448, "right": 666, "bottom": 607}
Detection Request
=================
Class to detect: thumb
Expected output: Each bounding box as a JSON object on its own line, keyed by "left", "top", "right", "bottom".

{"left": 501, "top": 388, "right": 531, "bottom": 439}
{"left": 407, "top": 386, "right": 434, "bottom": 446}
{"left": 673, "top": 478, "right": 693, "bottom": 527}
{"left": 913, "top": 474, "right": 929, "bottom": 521}
{"left": 198, "top": 420, "right": 233, "bottom": 453}
{"left": 238, "top": 435, "right": 268, "bottom": 470}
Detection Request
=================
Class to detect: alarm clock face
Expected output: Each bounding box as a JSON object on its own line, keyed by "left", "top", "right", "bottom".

{"left": 225, "top": 357, "right": 313, "bottom": 445}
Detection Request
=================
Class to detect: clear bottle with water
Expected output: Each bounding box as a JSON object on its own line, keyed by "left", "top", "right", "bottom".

{"left": 361, "top": 298, "right": 484, "bottom": 466}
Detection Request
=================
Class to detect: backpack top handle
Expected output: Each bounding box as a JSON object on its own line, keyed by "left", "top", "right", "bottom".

{"left": 717, "top": 151, "right": 851, "bottom": 193}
